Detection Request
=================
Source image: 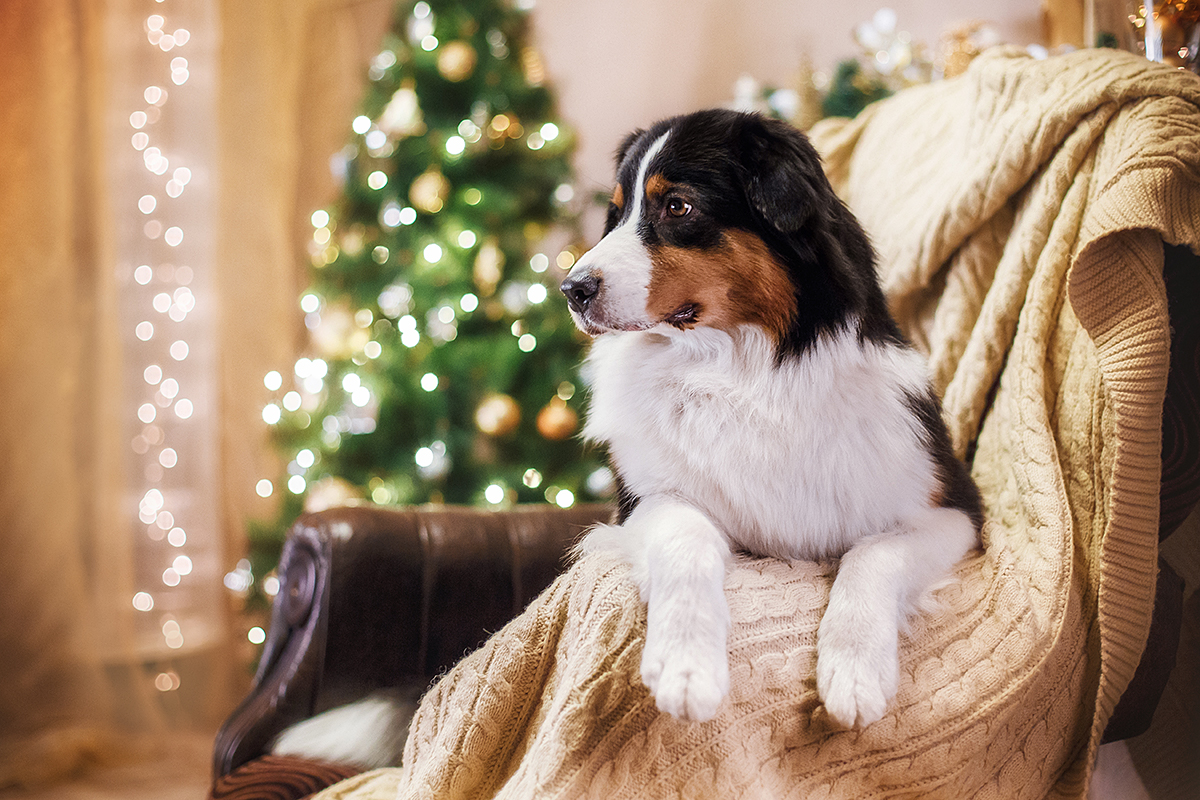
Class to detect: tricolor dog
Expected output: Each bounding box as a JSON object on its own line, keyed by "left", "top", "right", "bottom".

{"left": 271, "top": 110, "right": 986, "bottom": 765}
{"left": 562, "top": 109, "right": 982, "bottom": 728}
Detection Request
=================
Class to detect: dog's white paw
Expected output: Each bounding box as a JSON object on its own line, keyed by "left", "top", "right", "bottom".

{"left": 641, "top": 637, "right": 729, "bottom": 722}
{"left": 640, "top": 591, "right": 730, "bottom": 722}
{"left": 816, "top": 602, "right": 900, "bottom": 729}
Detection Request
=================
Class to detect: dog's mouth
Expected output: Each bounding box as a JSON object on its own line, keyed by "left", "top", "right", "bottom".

{"left": 664, "top": 303, "right": 699, "bottom": 328}
{"left": 573, "top": 315, "right": 612, "bottom": 337}
{"left": 571, "top": 303, "right": 700, "bottom": 336}
{"left": 569, "top": 307, "right": 653, "bottom": 337}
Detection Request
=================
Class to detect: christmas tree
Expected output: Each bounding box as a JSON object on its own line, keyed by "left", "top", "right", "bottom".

{"left": 244, "top": 0, "right": 606, "bottom": 603}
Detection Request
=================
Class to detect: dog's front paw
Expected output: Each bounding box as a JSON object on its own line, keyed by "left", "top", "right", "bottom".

{"left": 640, "top": 591, "right": 730, "bottom": 722}
{"left": 816, "top": 604, "right": 900, "bottom": 729}
{"left": 641, "top": 639, "right": 729, "bottom": 722}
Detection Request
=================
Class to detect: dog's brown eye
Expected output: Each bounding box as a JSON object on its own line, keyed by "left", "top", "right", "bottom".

{"left": 666, "top": 196, "right": 692, "bottom": 218}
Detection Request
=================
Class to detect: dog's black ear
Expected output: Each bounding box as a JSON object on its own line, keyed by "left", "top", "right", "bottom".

{"left": 736, "top": 116, "right": 824, "bottom": 234}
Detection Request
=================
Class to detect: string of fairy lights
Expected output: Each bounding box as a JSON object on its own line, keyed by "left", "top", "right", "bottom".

{"left": 124, "top": 1, "right": 210, "bottom": 693}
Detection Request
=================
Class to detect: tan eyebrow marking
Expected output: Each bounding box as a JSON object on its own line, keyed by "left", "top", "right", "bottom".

{"left": 611, "top": 184, "right": 624, "bottom": 209}
{"left": 644, "top": 173, "right": 671, "bottom": 203}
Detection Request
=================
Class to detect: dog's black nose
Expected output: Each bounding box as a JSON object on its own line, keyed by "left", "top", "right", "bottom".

{"left": 560, "top": 274, "right": 600, "bottom": 313}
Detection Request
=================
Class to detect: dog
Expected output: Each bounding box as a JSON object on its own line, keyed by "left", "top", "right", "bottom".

{"left": 560, "top": 109, "right": 982, "bottom": 728}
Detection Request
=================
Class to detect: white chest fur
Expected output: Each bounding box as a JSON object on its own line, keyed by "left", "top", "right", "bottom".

{"left": 582, "top": 325, "right": 940, "bottom": 561}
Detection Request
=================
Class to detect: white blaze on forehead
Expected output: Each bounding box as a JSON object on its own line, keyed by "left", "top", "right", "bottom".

{"left": 623, "top": 130, "right": 670, "bottom": 232}
{"left": 567, "top": 131, "right": 671, "bottom": 329}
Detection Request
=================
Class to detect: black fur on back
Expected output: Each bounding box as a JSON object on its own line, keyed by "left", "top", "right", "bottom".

{"left": 904, "top": 390, "right": 985, "bottom": 531}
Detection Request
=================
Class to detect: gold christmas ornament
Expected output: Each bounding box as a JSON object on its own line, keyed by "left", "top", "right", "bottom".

{"left": 522, "top": 221, "right": 547, "bottom": 242}
{"left": 939, "top": 22, "right": 1000, "bottom": 79}
{"left": 536, "top": 398, "right": 578, "bottom": 440}
{"left": 340, "top": 223, "right": 365, "bottom": 258}
{"left": 1127, "top": 0, "right": 1199, "bottom": 69}
{"left": 377, "top": 83, "right": 425, "bottom": 137}
{"left": 793, "top": 56, "right": 825, "bottom": 131}
{"left": 521, "top": 47, "right": 546, "bottom": 86}
{"left": 311, "top": 302, "right": 369, "bottom": 358}
{"left": 410, "top": 168, "right": 450, "bottom": 214}
{"left": 437, "top": 40, "right": 478, "bottom": 82}
{"left": 475, "top": 393, "right": 521, "bottom": 436}
{"left": 473, "top": 237, "right": 505, "bottom": 296}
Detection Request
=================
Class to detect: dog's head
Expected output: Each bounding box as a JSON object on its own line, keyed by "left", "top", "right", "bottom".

{"left": 560, "top": 109, "right": 890, "bottom": 354}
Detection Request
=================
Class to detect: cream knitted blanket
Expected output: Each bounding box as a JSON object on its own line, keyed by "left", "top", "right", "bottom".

{"left": 316, "top": 49, "right": 1200, "bottom": 799}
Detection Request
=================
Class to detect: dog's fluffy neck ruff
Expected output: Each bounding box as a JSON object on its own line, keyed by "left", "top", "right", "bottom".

{"left": 583, "top": 322, "right": 938, "bottom": 562}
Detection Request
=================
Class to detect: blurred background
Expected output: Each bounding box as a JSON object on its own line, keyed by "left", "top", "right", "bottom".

{"left": 3, "top": 0, "right": 1187, "bottom": 796}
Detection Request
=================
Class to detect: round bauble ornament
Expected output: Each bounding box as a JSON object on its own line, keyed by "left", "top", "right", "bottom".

{"left": 522, "top": 220, "right": 547, "bottom": 242}
{"left": 536, "top": 398, "right": 578, "bottom": 440}
{"left": 438, "top": 40, "right": 478, "bottom": 82}
{"left": 475, "top": 393, "right": 521, "bottom": 437}
{"left": 410, "top": 168, "right": 450, "bottom": 214}
{"left": 473, "top": 237, "right": 505, "bottom": 296}
{"left": 310, "top": 302, "right": 368, "bottom": 358}
{"left": 340, "top": 223, "right": 365, "bottom": 258}
{"left": 377, "top": 83, "right": 424, "bottom": 137}
{"left": 520, "top": 47, "right": 546, "bottom": 85}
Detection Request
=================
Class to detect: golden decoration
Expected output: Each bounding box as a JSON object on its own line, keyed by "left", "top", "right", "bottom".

{"left": 311, "top": 301, "right": 368, "bottom": 358}
{"left": 438, "top": 40, "right": 478, "bottom": 82}
{"left": 521, "top": 47, "right": 546, "bottom": 86}
{"left": 377, "top": 83, "right": 425, "bottom": 137}
{"left": 473, "top": 237, "right": 505, "bottom": 296}
{"left": 939, "top": 22, "right": 998, "bottom": 79}
{"left": 1143, "top": 0, "right": 1199, "bottom": 69}
{"left": 340, "top": 223, "right": 365, "bottom": 258}
{"left": 475, "top": 393, "right": 521, "bottom": 437}
{"left": 536, "top": 397, "right": 578, "bottom": 440}
{"left": 410, "top": 168, "right": 450, "bottom": 214}
{"left": 523, "top": 221, "right": 547, "bottom": 242}
{"left": 793, "top": 56, "right": 825, "bottom": 131}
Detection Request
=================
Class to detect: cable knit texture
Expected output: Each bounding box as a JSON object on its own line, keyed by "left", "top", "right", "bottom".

{"left": 313, "top": 49, "right": 1200, "bottom": 799}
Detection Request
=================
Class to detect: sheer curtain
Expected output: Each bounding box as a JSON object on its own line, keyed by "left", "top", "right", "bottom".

{"left": 0, "top": 0, "right": 126, "bottom": 781}
{"left": 0, "top": 0, "right": 390, "bottom": 787}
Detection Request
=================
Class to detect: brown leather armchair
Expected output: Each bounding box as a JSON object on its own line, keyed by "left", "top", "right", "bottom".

{"left": 210, "top": 504, "right": 613, "bottom": 797}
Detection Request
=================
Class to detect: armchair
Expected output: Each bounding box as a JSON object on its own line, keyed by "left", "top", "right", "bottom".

{"left": 211, "top": 504, "right": 612, "bottom": 797}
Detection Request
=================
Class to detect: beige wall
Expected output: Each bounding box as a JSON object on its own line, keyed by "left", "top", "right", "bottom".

{"left": 287, "top": 1, "right": 1047, "bottom": 240}
{"left": 531, "top": 0, "right": 1042, "bottom": 239}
